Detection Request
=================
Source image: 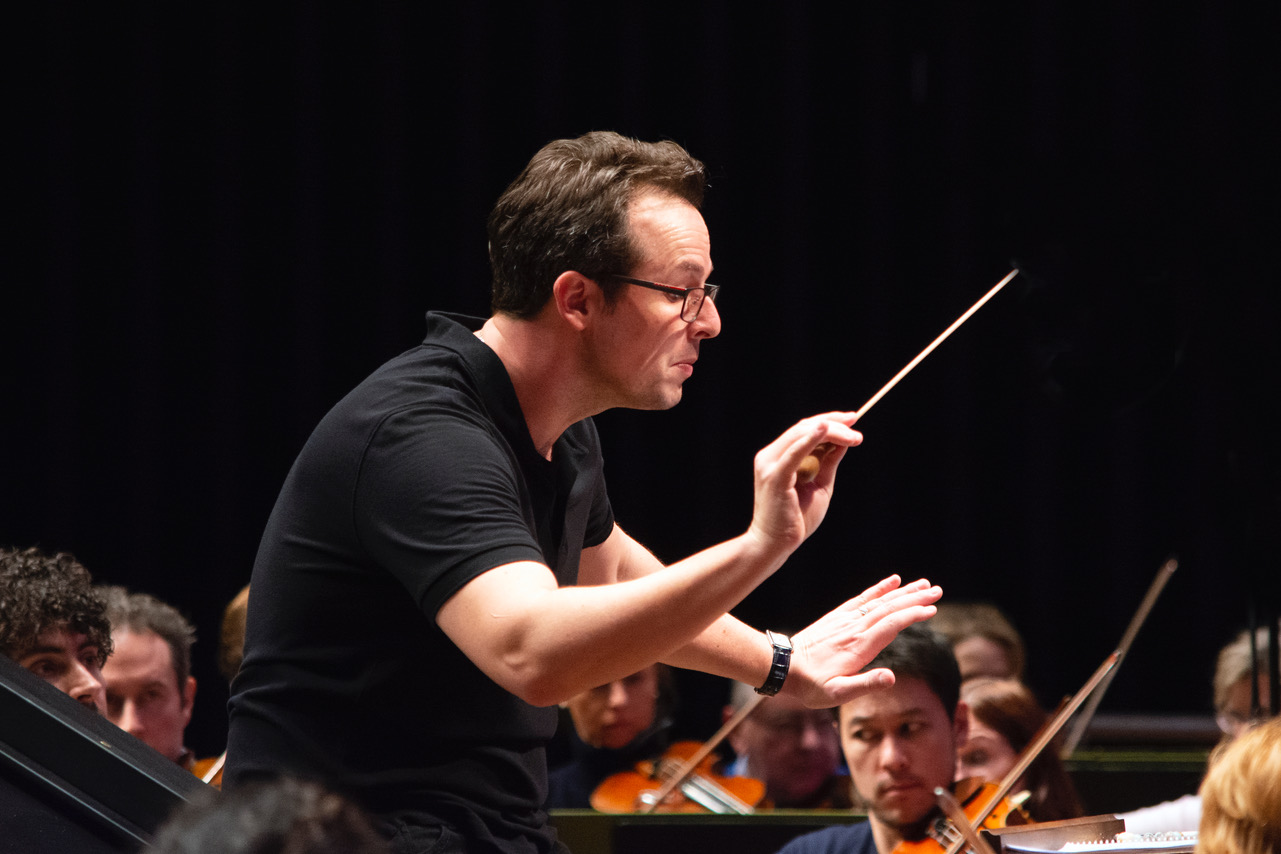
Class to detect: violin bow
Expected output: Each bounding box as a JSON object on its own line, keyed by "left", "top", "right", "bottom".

{"left": 1058, "top": 556, "right": 1179, "bottom": 759}
{"left": 943, "top": 651, "right": 1120, "bottom": 854}
{"left": 638, "top": 692, "right": 766, "bottom": 814}
{"left": 935, "top": 786, "right": 999, "bottom": 854}
{"left": 797, "top": 269, "right": 1019, "bottom": 483}
{"left": 202, "top": 750, "right": 227, "bottom": 784}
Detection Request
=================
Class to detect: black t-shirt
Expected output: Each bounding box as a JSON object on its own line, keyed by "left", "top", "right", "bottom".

{"left": 226, "top": 313, "right": 615, "bottom": 853}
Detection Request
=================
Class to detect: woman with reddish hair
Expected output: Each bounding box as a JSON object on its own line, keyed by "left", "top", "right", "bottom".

{"left": 954, "top": 677, "right": 1084, "bottom": 822}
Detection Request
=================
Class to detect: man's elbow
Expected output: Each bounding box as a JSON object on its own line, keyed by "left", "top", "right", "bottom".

{"left": 495, "top": 658, "right": 575, "bottom": 708}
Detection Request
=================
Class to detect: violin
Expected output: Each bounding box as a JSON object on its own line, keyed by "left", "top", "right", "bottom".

{"left": 191, "top": 751, "right": 225, "bottom": 787}
{"left": 895, "top": 778, "right": 1029, "bottom": 854}
{"left": 891, "top": 652, "right": 1121, "bottom": 854}
{"left": 590, "top": 690, "right": 771, "bottom": 814}
{"left": 893, "top": 556, "right": 1176, "bottom": 854}
{"left": 589, "top": 740, "right": 766, "bottom": 814}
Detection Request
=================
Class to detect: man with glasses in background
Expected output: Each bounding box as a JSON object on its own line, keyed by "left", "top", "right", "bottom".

{"left": 1119, "top": 622, "right": 1279, "bottom": 832}
{"left": 227, "top": 131, "right": 942, "bottom": 854}
{"left": 723, "top": 678, "right": 853, "bottom": 809}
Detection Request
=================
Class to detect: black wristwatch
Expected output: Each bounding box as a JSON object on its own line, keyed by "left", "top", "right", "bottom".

{"left": 755, "top": 630, "right": 793, "bottom": 696}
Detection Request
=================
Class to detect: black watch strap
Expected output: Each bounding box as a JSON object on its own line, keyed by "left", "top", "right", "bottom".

{"left": 755, "top": 630, "right": 793, "bottom": 696}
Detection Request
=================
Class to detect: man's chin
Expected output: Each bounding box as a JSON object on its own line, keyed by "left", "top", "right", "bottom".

{"left": 870, "top": 801, "right": 938, "bottom": 840}
{"left": 622, "top": 387, "right": 683, "bottom": 412}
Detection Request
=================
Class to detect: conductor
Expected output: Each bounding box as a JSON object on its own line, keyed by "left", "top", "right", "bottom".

{"left": 225, "top": 131, "right": 942, "bottom": 854}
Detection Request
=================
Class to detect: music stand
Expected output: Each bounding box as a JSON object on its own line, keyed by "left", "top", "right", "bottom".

{"left": 0, "top": 653, "right": 208, "bottom": 852}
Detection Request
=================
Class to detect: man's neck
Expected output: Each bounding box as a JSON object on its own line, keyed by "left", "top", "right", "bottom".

{"left": 870, "top": 814, "right": 936, "bottom": 854}
{"left": 477, "top": 314, "right": 597, "bottom": 460}
{"left": 869, "top": 816, "right": 900, "bottom": 854}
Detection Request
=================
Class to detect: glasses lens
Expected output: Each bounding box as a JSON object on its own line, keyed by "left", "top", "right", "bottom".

{"left": 1216, "top": 710, "right": 1269, "bottom": 736}
{"left": 682, "top": 288, "right": 705, "bottom": 322}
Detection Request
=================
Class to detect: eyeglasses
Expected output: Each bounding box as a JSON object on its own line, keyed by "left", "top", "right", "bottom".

{"left": 1216, "top": 708, "right": 1273, "bottom": 737}
{"left": 609, "top": 275, "right": 720, "bottom": 323}
{"left": 749, "top": 710, "right": 839, "bottom": 740}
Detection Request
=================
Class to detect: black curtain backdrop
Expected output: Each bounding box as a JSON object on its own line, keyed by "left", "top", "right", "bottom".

{"left": 7, "top": 4, "right": 1278, "bottom": 758}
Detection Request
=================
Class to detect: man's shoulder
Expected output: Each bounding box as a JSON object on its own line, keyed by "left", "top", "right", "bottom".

{"left": 776, "top": 821, "right": 875, "bottom": 854}
{"left": 329, "top": 322, "right": 495, "bottom": 433}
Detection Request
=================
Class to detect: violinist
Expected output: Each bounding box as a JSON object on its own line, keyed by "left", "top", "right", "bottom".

{"left": 546, "top": 664, "right": 674, "bottom": 809}
{"left": 723, "top": 679, "right": 854, "bottom": 809}
{"left": 954, "top": 678, "right": 1083, "bottom": 822}
{"left": 776, "top": 625, "right": 968, "bottom": 854}
{"left": 928, "top": 602, "right": 1026, "bottom": 682}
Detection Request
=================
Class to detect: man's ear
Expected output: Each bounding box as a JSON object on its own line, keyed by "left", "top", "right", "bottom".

{"left": 552, "top": 271, "right": 601, "bottom": 331}
{"left": 181, "top": 675, "right": 197, "bottom": 723}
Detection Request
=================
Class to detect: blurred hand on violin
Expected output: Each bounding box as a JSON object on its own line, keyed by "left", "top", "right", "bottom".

{"left": 784, "top": 575, "right": 943, "bottom": 708}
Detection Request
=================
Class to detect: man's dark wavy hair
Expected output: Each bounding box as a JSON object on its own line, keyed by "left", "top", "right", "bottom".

{"left": 488, "top": 131, "right": 706, "bottom": 318}
{"left": 861, "top": 623, "right": 962, "bottom": 716}
{"left": 0, "top": 546, "right": 113, "bottom": 666}
{"left": 149, "top": 776, "right": 389, "bottom": 854}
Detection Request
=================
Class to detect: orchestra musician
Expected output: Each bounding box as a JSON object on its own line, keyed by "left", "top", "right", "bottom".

{"left": 954, "top": 677, "right": 1083, "bottom": 822}
{"left": 1195, "top": 715, "right": 1281, "bottom": 854}
{"left": 225, "top": 131, "right": 943, "bottom": 854}
{"left": 217, "top": 583, "right": 249, "bottom": 685}
{"left": 723, "top": 679, "right": 854, "bottom": 809}
{"left": 1120, "top": 622, "right": 1279, "bottom": 833}
{"left": 928, "top": 602, "right": 1026, "bottom": 682}
{"left": 546, "top": 664, "right": 675, "bottom": 809}
{"left": 775, "top": 625, "right": 982, "bottom": 854}
{"left": 97, "top": 585, "right": 223, "bottom": 785}
{"left": 0, "top": 545, "right": 111, "bottom": 714}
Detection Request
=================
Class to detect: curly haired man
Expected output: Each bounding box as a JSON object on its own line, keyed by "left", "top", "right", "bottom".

{"left": 1, "top": 545, "right": 112, "bottom": 713}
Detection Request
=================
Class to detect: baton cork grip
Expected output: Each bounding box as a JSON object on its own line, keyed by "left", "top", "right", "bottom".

{"left": 796, "top": 443, "right": 833, "bottom": 483}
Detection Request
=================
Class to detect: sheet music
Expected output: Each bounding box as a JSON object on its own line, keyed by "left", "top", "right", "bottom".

{"left": 1004, "top": 831, "right": 1197, "bottom": 853}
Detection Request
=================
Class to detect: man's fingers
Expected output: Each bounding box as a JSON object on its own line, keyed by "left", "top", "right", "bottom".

{"left": 827, "top": 667, "right": 897, "bottom": 702}
{"left": 782, "top": 421, "right": 832, "bottom": 469}
{"left": 770, "top": 416, "right": 863, "bottom": 464}
{"left": 837, "top": 577, "right": 937, "bottom": 622}
{"left": 841, "top": 575, "right": 904, "bottom": 613}
{"left": 859, "top": 603, "right": 941, "bottom": 649}
{"left": 868, "top": 579, "right": 941, "bottom": 614}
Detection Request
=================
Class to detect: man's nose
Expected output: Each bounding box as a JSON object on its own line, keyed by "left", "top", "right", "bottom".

{"left": 798, "top": 719, "right": 826, "bottom": 750}
{"left": 691, "top": 295, "right": 721, "bottom": 339}
{"left": 69, "top": 664, "right": 106, "bottom": 714}
{"left": 117, "top": 699, "right": 144, "bottom": 733}
{"left": 877, "top": 735, "right": 909, "bottom": 770}
{"left": 606, "top": 681, "right": 629, "bottom": 708}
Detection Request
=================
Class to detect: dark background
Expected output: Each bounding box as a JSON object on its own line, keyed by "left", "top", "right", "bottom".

{"left": 6, "top": 4, "right": 1278, "bottom": 759}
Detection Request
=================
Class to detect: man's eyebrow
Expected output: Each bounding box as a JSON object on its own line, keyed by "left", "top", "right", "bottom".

{"left": 674, "top": 260, "right": 712, "bottom": 279}
{"left": 19, "top": 644, "right": 69, "bottom": 658}
{"left": 109, "top": 679, "right": 168, "bottom": 694}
